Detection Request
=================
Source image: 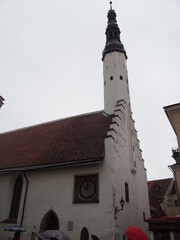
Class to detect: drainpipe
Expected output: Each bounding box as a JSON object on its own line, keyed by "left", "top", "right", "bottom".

{"left": 20, "top": 171, "right": 29, "bottom": 227}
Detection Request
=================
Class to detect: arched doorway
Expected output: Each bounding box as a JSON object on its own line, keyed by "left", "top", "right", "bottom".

{"left": 81, "top": 227, "right": 89, "bottom": 240}
{"left": 39, "top": 210, "right": 59, "bottom": 232}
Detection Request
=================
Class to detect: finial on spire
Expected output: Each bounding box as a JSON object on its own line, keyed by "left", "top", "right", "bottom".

{"left": 110, "top": 1, "right": 112, "bottom": 10}
{"left": 102, "top": 2, "right": 127, "bottom": 60}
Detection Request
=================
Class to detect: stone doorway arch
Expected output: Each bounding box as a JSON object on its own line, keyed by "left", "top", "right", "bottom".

{"left": 81, "top": 227, "right": 89, "bottom": 240}
{"left": 39, "top": 210, "right": 59, "bottom": 232}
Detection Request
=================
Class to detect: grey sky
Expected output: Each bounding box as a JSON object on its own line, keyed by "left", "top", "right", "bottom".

{"left": 0, "top": 0, "right": 180, "bottom": 180}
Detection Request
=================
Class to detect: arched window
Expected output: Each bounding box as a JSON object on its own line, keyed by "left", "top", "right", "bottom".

{"left": 81, "top": 227, "right": 89, "bottom": 240}
{"left": 9, "top": 175, "right": 23, "bottom": 222}
{"left": 40, "top": 210, "right": 59, "bottom": 232}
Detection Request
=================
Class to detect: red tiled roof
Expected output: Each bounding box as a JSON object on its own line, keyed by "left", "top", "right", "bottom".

{"left": 148, "top": 178, "right": 174, "bottom": 218}
{"left": 148, "top": 178, "right": 173, "bottom": 198}
{"left": 0, "top": 111, "right": 112, "bottom": 170}
{"left": 149, "top": 195, "right": 165, "bottom": 218}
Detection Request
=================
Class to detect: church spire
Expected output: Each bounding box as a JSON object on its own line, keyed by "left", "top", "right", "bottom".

{"left": 102, "top": 2, "right": 127, "bottom": 60}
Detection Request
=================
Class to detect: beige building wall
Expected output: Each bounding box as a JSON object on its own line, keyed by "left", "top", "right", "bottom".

{"left": 162, "top": 180, "right": 179, "bottom": 216}
{"left": 164, "top": 103, "right": 180, "bottom": 214}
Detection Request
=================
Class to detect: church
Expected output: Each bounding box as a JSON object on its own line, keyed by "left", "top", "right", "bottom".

{"left": 0, "top": 3, "right": 150, "bottom": 240}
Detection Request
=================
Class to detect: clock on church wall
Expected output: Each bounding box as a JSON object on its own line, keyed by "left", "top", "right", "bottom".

{"left": 73, "top": 174, "right": 99, "bottom": 203}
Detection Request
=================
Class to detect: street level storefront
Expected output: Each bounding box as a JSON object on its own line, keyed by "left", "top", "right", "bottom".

{"left": 146, "top": 215, "right": 180, "bottom": 240}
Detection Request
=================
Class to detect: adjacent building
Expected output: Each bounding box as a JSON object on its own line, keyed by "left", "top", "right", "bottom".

{"left": 164, "top": 103, "right": 180, "bottom": 211}
{"left": 145, "top": 104, "right": 180, "bottom": 240}
{"left": 0, "top": 5, "right": 150, "bottom": 240}
{"left": 148, "top": 178, "right": 179, "bottom": 218}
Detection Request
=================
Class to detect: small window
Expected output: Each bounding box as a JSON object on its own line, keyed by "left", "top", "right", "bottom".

{"left": 110, "top": 76, "right": 113, "bottom": 81}
{"left": 104, "top": 81, "right": 106, "bottom": 86}
{"left": 175, "top": 200, "right": 178, "bottom": 207}
{"left": 125, "top": 183, "right": 129, "bottom": 203}
{"left": 120, "top": 75, "right": 123, "bottom": 80}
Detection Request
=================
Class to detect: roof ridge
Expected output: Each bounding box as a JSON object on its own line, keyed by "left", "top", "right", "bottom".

{"left": 148, "top": 177, "right": 173, "bottom": 183}
{"left": 0, "top": 110, "right": 106, "bottom": 135}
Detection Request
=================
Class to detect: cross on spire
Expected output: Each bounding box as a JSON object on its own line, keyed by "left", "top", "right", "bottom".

{"left": 110, "top": 1, "right": 112, "bottom": 10}
{"left": 102, "top": 2, "right": 127, "bottom": 60}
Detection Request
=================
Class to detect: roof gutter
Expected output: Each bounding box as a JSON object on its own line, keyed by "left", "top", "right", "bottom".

{"left": 0, "top": 157, "right": 103, "bottom": 173}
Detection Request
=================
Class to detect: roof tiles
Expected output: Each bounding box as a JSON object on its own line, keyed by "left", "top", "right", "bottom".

{"left": 0, "top": 111, "right": 112, "bottom": 170}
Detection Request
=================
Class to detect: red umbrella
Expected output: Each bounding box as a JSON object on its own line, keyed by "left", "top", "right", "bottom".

{"left": 125, "top": 226, "right": 148, "bottom": 240}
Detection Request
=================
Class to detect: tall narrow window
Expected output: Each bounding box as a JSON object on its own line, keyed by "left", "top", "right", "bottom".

{"left": 125, "top": 182, "right": 129, "bottom": 203}
{"left": 9, "top": 175, "right": 23, "bottom": 222}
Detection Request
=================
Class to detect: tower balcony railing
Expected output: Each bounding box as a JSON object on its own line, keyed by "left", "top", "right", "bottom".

{"left": 172, "top": 147, "right": 180, "bottom": 164}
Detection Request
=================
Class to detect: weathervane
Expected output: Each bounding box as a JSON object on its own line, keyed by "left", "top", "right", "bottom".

{"left": 110, "top": 1, "right": 112, "bottom": 10}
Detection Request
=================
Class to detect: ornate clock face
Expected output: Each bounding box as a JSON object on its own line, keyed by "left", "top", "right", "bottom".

{"left": 80, "top": 180, "right": 96, "bottom": 199}
{"left": 74, "top": 174, "right": 99, "bottom": 203}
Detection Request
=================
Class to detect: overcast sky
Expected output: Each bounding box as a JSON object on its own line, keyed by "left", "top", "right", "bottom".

{"left": 0, "top": 0, "right": 180, "bottom": 180}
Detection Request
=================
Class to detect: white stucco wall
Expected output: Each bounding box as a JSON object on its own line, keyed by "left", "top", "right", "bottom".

{"left": 0, "top": 140, "right": 116, "bottom": 240}
{"left": 103, "top": 50, "right": 150, "bottom": 239}
{"left": 107, "top": 102, "right": 150, "bottom": 239}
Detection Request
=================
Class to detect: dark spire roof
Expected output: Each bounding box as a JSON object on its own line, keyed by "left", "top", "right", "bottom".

{"left": 102, "top": 2, "right": 127, "bottom": 60}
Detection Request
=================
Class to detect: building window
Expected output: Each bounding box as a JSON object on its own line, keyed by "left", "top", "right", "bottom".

{"left": 125, "top": 183, "right": 129, "bottom": 203}
{"left": 9, "top": 175, "right": 23, "bottom": 222}
{"left": 110, "top": 76, "right": 113, "bottom": 81}
{"left": 175, "top": 200, "right": 178, "bottom": 207}
{"left": 120, "top": 75, "right": 123, "bottom": 80}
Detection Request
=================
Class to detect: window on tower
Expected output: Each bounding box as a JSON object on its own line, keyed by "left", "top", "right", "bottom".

{"left": 125, "top": 182, "right": 129, "bottom": 203}
{"left": 110, "top": 76, "right": 113, "bottom": 81}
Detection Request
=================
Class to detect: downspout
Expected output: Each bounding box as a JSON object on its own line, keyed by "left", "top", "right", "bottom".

{"left": 20, "top": 171, "right": 29, "bottom": 227}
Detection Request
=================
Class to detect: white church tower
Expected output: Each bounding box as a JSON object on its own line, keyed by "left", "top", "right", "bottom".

{"left": 102, "top": 2, "right": 150, "bottom": 238}
{"left": 103, "top": 1, "right": 129, "bottom": 115}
